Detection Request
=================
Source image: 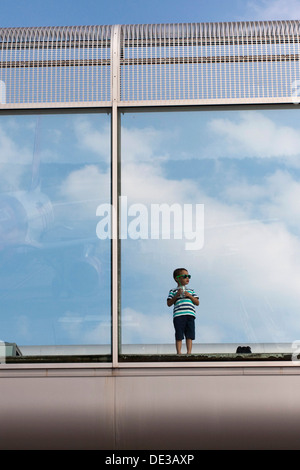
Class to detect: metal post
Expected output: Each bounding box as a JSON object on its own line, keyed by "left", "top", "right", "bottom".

{"left": 111, "top": 25, "right": 121, "bottom": 367}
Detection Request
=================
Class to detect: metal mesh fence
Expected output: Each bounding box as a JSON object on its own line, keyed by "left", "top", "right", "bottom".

{"left": 0, "top": 25, "right": 112, "bottom": 107}
{"left": 120, "top": 21, "right": 300, "bottom": 104}
{"left": 0, "top": 21, "right": 299, "bottom": 108}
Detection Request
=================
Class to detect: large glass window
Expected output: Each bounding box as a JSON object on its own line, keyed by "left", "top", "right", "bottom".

{"left": 0, "top": 112, "right": 111, "bottom": 359}
{"left": 120, "top": 108, "right": 300, "bottom": 355}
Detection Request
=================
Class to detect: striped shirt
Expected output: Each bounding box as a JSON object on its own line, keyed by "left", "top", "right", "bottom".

{"left": 167, "top": 288, "right": 199, "bottom": 318}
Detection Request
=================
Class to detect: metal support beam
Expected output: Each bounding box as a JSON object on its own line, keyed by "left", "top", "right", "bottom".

{"left": 111, "top": 25, "right": 121, "bottom": 367}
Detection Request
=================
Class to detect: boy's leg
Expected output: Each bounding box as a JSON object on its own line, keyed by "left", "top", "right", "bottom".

{"left": 176, "top": 340, "right": 182, "bottom": 355}
{"left": 186, "top": 338, "right": 192, "bottom": 354}
{"left": 186, "top": 317, "right": 195, "bottom": 354}
{"left": 173, "top": 317, "right": 184, "bottom": 354}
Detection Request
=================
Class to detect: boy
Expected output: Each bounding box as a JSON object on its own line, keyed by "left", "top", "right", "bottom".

{"left": 167, "top": 268, "right": 199, "bottom": 355}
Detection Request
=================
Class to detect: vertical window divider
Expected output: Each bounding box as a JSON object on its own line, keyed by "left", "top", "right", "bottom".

{"left": 111, "top": 25, "right": 121, "bottom": 367}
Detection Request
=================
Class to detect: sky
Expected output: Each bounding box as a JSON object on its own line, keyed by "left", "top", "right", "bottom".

{"left": 1, "top": 0, "right": 300, "bottom": 353}
{"left": 119, "top": 107, "right": 300, "bottom": 348}
{"left": 1, "top": 0, "right": 300, "bottom": 28}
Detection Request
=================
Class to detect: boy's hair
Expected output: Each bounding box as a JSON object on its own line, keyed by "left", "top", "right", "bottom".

{"left": 173, "top": 268, "right": 187, "bottom": 281}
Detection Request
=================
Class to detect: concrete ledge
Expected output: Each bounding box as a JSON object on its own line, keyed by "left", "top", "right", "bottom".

{"left": 4, "top": 352, "right": 293, "bottom": 363}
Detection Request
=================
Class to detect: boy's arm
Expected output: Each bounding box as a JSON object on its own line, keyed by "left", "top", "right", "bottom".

{"left": 167, "top": 291, "right": 180, "bottom": 307}
{"left": 185, "top": 291, "right": 199, "bottom": 306}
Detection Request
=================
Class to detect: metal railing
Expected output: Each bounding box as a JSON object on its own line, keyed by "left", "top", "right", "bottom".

{"left": 0, "top": 20, "right": 299, "bottom": 108}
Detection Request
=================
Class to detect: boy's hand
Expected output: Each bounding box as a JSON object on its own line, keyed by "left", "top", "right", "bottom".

{"left": 186, "top": 291, "right": 200, "bottom": 306}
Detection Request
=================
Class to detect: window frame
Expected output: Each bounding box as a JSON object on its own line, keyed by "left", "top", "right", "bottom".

{"left": 0, "top": 103, "right": 298, "bottom": 368}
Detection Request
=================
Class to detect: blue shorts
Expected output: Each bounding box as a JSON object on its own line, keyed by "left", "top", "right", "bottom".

{"left": 173, "top": 315, "right": 195, "bottom": 341}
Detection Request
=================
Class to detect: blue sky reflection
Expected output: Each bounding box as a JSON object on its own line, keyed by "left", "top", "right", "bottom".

{"left": 0, "top": 112, "right": 111, "bottom": 347}
{"left": 121, "top": 108, "right": 300, "bottom": 347}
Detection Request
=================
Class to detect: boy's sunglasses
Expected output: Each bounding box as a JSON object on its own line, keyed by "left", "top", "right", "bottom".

{"left": 176, "top": 274, "right": 191, "bottom": 279}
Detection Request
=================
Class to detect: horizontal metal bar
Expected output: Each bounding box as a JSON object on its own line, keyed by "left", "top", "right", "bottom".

{"left": 0, "top": 96, "right": 295, "bottom": 111}
{"left": 1, "top": 36, "right": 294, "bottom": 49}
{"left": 117, "top": 96, "right": 296, "bottom": 107}
{"left": 120, "top": 36, "right": 296, "bottom": 48}
{"left": 121, "top": 53, "right": 300, "bottom": 65}
{"left": 0, "top": 40, "right": 111, "bottom": 50}
{"left": 0, "top": 58, "right": 110, "bottom": 68}
{"left": 0, "top": 101, "right": 112, "bottom": 109}
{"left": 1, "top": 53, "right": 298, "bottom": 69}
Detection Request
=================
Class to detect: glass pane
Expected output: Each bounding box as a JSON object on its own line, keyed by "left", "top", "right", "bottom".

{"left": 0, "top": 112, "right": 111, "bottom": 359}
{"left": 120, "top": 108, "right": 300, "bottom": 356}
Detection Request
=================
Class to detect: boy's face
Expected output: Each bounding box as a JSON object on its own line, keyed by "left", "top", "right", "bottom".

{"left": 176, "top": 270, "right": 190, "bottom": 286}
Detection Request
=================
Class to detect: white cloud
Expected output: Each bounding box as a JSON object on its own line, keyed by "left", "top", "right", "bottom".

{"left": 223, "top": 169, "right": 300, "bottom": 233}
{"left": 261, "top": 171, "right": 300, "bottom": 229}
{"left": 57, "top": 164, "right": 110, "bottom": 227}
{"left": 208, "top": 111, "right": 300, "bottom": 162}
{"left": 0, "top": 123, "right": 33, "bottom": 190}
{"left": 58, "top": 311, "right": 111, "bottom": 345}
{"left": 122, "top": 162, "right": 197, "bottom": 205}
{"left": 73, "top": 117, "right": 110, "bottom": 161}
{"left": 122, "top": 125, "right": 169, "bottom": 164}
{"left": 60, "top": 164, "right": 109, "bottom": 203}
{"left": 73, "top": 118, "right": 170, "bottom": 165}
{"left": 245, "top": 0, "right": 300, "bottom": 20}
{"left": 122, "top": 307, "right": 173, "bottom": 344}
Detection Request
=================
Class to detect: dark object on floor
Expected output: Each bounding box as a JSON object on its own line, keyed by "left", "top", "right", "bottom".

{"left": 236, "top": 346, "right": 252, "bottom": 354}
